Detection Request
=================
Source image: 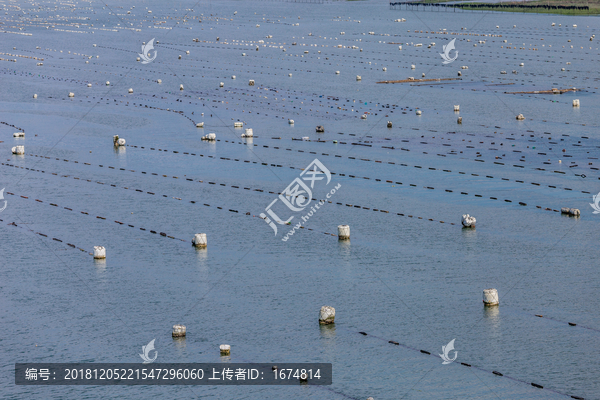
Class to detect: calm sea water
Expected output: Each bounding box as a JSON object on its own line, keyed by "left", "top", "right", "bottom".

{"left": 1, "top": 0, "right": 599, "bottom": 399}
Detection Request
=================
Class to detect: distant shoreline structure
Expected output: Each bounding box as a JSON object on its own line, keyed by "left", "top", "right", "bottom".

{"left": 389, "top": 1, "right": 597, "bottom": 15}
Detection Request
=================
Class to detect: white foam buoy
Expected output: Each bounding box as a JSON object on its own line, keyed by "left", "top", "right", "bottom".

{"left": 87, "top": 83, "right": 92, "bottom": 87}
{"left": 356, "top": 75, "right": 361, "bottom": 81}
{"left": 461, "top": 214, "right": 476, "bottom": 228}
{"left": 383, "top": 67, "right": 387, "bottom": 71}
{"left": 220, "top": 344, "right": 231, "bottom": 356}
{"left": 411, "top": 64, "right": 416, "bottom": 69}
{"left": 33, "top": 94, "right": 37, "bottom": 99}
{"left": 234, "top": 122, "right": 243, "bottom": 128}
{"left": 338, "top": 225, "right": 350, "bottom": 240}
{"left": 516, "top": 114, "right": 525, "bottom": 120}
{"left": 573, "top": 99, "right": 580, "bottom": 107}
{"left": 202, "top": 133, "right": 216, "bottom": 141}
{"left": 172, "top": 324, "right": 186, "bottom": 337}
{"left": 454, "top": 105, "right": 460, "bottom": 112}
{"left": 561, "top": 207, "right": 580, "bottom": 216}
{"left": 180, "top": 84, "right": 184, "bottom": 90}
{"left": 288, "top": 73, "right": 292, "bottom": 77}
{"left": 128, "top": 88, "right": 133, "bottom": 93}
{"left": 483, "top": 289, "right": 499, "bottom": 306}
{"left": 242, "top": 128, "right": 253, "bottom": 138}
{"left": 192, "top": 233, "right": 208, "bottom": 247}
{"left": 219, "top": 82, "right": 224, "bottom": 87}
{"left": 361, "top": 114, "right": 367, "bottom": 120}
{"left": 249, "top": 79, "right": 255, "bottom": 86}
{"left": 288, "top": 119, "right": 294, "bottom": 125}
{"left": 157, "top": 79, "right": 162, "bottom": 84}
{"left": 11, "top": 145, "right": 24, "bottom": 154}
{"left": 13, "top": 132, "right": 25, "bottom": 138}
{"left": 387, "top": 121, "right": 392, "bottom": 128}
{"left": 196, "top": 122, "right": 204, "bottom": 128}
{"left": 335, "top": 71, "right": 340, "bottom": 75}
{"left": 113, "top": 135, "right": 125, "bottom": 146}
{"left": 520, "top": 63, "right": 524, "bottom": 67}
{"left": 68, "top": 92, "right": 74, "bottom": 97}
{"left": 105, "top": 81, "right": 110, "bottom": 85}
{"left": 319, "top": 306, "right": 335, "bottom": 325}
{"left": 316, "top": 125, "right": 325, "bottom": 132}
{"left": 302, "top": 136, "right": 310, "bottom": 141}
{"left": 93, "top": 246, "right": 106, "bottom": 259}
{"left": 416, "top": 110, "right": 422, "bottom": 115}
{"left": 178, "top": 55, "right": 182, "bottom": 59}
{"left": 231, "top": 75, "right": 236, "bottom": 79}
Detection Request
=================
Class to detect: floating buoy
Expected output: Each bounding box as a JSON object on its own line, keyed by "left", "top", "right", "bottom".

{"left": 335, "top": 71, "right": 340, "bottom": 75}
{"left": 338, "top": 225, "right": 350, "bottom": 240}
{"left": 561, "top": 208, "right": 580, "bottom": 216}
{"left": 356, "top": 75, "right": 362, "bottom": 81}
{"left": 231, "top": 75, "right": 236, "bottom": 79}
{"left": 461, "top": 214, "right": 475, "bottom": 228}
{"left": 172, "top": 324, "right": 186, "bottom": 337}
{"left": 136, "top": 57, "right": 140, "bottom": 62}
{"left": 219, "top": 82, "right": 224, "bottom": 87}
{"left": 13, "top": 132, "right": 25, "bottom": 138}
{"left": 202, "top": 133, "right": 216, "bottom": 141}
{"left": 220, "top": 344, "right": 231, "bottom": 356}
{"left": 416, "top": 110, "right": 422, "bottom": 116}
{"left": 234, "top": 122, "right": 243, "bottom": 128}
{"left": 242, "top": 128, "right": 253, "bottom": 138}
{"left": 288, "top": 119, "right": 294, "bottom": 125}
{"left": 11, "top": 145, "right": 24, "bottom": 154}
{"left": 178, "top": 55, "right": 182, "bottom": 59}
{"left": 288, "top": 73, "right": 292, "bottom": 77}
{"left": 361, "top": 114, "right": 367, "bottom": 119}
{"left": 105, "top": 81, "right": 110, "bottom": 86}
{"left": 561, "top": 68, "right": 566, "bottom": 71}
{"left": 457, "top": 117, "right": 462, "bottom": 124}
{"left": 68, "top": 92, "right": 74, "bottom": 97}
{"left": 454, "top": 105, "right": 460, "bottom": 112}
{"left": 458, "top": 71, "right": 462, "bottom": 76}
{"left": 196, "top": 122, "right": 204, "bottom": 128}
{"left": 249, "top": 79, "right": 255, "bottom": 86}
{"left": 516, "top": 114, "right": 525, "bottom": 120}
{"left": 573, "top": 99, "right": 580, "bottom": 107}
{"left": 483, "top": 289, "right": 499, "bottom": 306}
{"left": 192, "top": 233, "right": 208, "bottom": 247}
{"left": 128, "top": 88, "right": 133, "bottom": 93}
{"left": 93, "top": 246, "right": 106, "bottom": 259}
{"left": 33, "top": 94, "right": 37, "bottom": 99}
{"left": 319, "top": 306, "right": 335, "bottom": 325}
{"left": 411, "top": 64, "right": 416, "bottom": 69}
{"left": 383, "top": 67, "right": 387, "bottom": 71}
{"left": 316, "top": 125, "right": 325, "bottom": 133}
{"left": 186, "top": 50, "right": 190, "bottom": 55}
{"left": 520, "top": 63, "right": 524, "bottom": 67}
{"left": 387, "top": 121, "right": 392, "bottom": 128}
{"left": 157, "top": 79, "right": 162, "bottom": 84}
{"left": 87, "top": 83, "right": 92, "bottom": 87}
{"left": 179, "top": 84, "right": 184, "bottom": 90}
